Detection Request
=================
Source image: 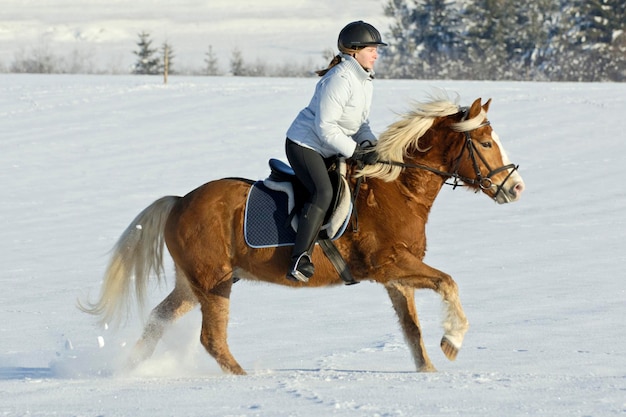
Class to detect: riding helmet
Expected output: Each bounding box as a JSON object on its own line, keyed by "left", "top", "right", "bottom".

{"left": 338, "top": 21, "right": 388, "bottom": 50}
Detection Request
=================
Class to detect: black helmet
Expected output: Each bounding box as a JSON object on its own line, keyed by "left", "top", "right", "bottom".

{"left": 338, "top": 21, "right": 387, "bottom": 50}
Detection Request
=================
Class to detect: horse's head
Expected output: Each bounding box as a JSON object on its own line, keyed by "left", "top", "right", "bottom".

{"left": 357, "top": 95, "right": 524, "bottom": 204}
{"left": 448, "top": 98, "right": 525, "bottom": 204}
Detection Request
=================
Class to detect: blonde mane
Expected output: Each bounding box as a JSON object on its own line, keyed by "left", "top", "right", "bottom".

{"left": 358, "top": 96, "right": 487, "bottom": 181}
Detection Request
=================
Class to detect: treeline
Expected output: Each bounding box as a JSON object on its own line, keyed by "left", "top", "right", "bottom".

{"left": 2, "top": 0, "right": 624, "bottom": 81}
{"left": 131, "top": 32, "right": 319, "bottom": 77}
{"left": 380, "top": 0, "right": 625, "bottom": 81}
{"left": 1, "top": 31, "right": 320, "bottom": 78}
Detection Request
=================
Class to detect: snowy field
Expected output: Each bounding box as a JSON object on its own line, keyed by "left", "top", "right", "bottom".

{"left": 1, "top": 74, "right": 625, "bottom": 416}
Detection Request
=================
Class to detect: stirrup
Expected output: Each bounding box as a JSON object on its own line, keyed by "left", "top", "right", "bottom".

{"left": 286, "top": 269, "right": 309, "bottom": 283}
{"left": 286, "top": 253, "right": 314, "bottom": 283}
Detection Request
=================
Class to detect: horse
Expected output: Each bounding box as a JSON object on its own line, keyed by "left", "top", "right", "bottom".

{"left": 80, "top": 95, "right": 525, "bottom": 374}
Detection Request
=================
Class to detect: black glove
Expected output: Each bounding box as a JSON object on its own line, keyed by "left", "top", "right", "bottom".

{"left": 352, "top": 144, "right": 379, "bottom": 165}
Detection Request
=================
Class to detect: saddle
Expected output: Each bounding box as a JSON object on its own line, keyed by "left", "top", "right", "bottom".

{"left": 244, "top": 158, "right": 352, "bottom": 248}
{"left": 244, "top": 158, "right": 357, "bottom": 285}
{"left": 267, "top": 158, "right": 352, "bottom": 239}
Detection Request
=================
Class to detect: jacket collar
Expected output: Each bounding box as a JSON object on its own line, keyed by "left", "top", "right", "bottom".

{"left": 340, "top": 54, "right": 375, "bottom": 81}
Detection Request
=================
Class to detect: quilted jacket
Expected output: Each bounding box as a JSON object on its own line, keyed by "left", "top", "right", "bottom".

{"left": 286, "top": 54, "right": 377, "bottom": 158}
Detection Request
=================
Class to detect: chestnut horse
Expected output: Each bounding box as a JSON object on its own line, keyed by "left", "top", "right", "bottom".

{"left": 80, "top": 96, "right": 524, "bottom": 374}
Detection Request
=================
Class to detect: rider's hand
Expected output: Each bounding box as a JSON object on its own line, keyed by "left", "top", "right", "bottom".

{"left": 352, "top": 144, "right": 379, "bottom": 165}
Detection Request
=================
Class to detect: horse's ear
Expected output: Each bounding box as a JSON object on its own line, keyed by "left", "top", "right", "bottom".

{"left": 468, "top": 98, "right": 482, "bottom": 118}
{"left": 482, "top": 98, "right": 492, "bottom": 113}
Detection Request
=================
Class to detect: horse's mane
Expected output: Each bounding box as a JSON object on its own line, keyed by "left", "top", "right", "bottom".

{"left": 358, "top": 94, "right": 486, "bottom": 182}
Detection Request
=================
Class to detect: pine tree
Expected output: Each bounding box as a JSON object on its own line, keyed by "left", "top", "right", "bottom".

{"left": 610, "top": 27, "right": 626, "bottom": 81}
{"left": 417, "top": 0, "right": 463, "bottom": 78}
{"left": 462, "top": 0, "right": 518, "bottom": 79}
{"left": 506, "top": 1, "right": 560, "bottom": 79}
{"left": 574, "top": 0, "right": 621, "bottom": 46}
{"left": 575, "top": 0, "right": 625, "bottom": 80}
{"left": 380, "top": 0, "right": 420, "bottom": 78}
{"left": 204, "top": 45, "right": 220, "bottom": 75}
{"left": 551, "top": 0, "right": 625, "bottom": 80}
{"left": 379, "top": 0, "right": 625, "bottom": 80}
{"left": 230, "top": 48, "right": 245, "bottom": 76}
{"left": 132, "top": 31, "right": 160, "bottom": 75}
{"left": 381, "top": 0, "right": 463, "bottom": 79}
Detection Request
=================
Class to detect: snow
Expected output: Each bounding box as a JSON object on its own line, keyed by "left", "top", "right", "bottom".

{"left": 1, "top": 74, "right": 626, "bottom": 416}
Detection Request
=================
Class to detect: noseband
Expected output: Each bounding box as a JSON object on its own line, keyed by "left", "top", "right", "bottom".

{"left": 377, "top": 120, "right": 519, "bottom": 201}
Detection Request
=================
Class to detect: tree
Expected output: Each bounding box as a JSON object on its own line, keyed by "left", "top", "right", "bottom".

{"left": 573, "top": 0, "right": 622, "bottom": 46}
{"left": 160, "top": 41, "right": 175, "bottom": 83}
{"left": 457, "top": 0, "right": 558, "bottom": 80}
{"left": 547, "top": 0, "right": 626, "bottom": 81}
{"left": 204, "top": 45, "right": 220, "bottom": 75}
{"left": 572, "top": 0, "right": 626, "bottom": 80}
{"left": 160, "top": 41, "right": 175, "bottom": 74}
{"left": 381, "top": 0, "right": 463, "bottom": 79}
{"left": 498, "top": 1, "right": 560, "bottom": 79}
{"left": 10, "top": 42, "right": 60, "bottom": 73}
{"left": 381, "top": 0, "right": 420, "bottom": 78}
{"left": 132, "top": 31, "right": 160, "bottom": 75}
{"left": 461, "top": 0, "right": 520, "bottom": 79}
{"left": 380, "top": 0, "right": 626, "bottom": 80}
{"left": 417, "top": 0, "right": 464, "bottom": 78}
{"left": 230, "top": 47, "right": 245, "bottom": 76}
{"left": 610, "top": 30, "right": 626, "bottom": 81}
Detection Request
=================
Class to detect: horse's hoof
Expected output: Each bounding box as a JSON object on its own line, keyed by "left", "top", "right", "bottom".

{"left": 440, "top": 337, "right": 459, "bottom": 361}
{"left": 225, "top": 365, "right": 247, "bottom": 375}
{"left": 418, "top": 364, "right": 437, "bottom": 372}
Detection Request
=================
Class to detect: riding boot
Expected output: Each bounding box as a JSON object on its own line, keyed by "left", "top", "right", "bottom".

{"left": 287, "top": 203, "right": 326, "bottom": 282}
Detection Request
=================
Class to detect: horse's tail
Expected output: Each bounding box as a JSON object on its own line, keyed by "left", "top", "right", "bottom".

{"left": 78, "top": 196, "right": 180, "bottom": 327}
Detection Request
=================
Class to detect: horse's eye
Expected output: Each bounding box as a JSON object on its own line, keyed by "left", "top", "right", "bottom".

{"left": 480, "top": 141, "right": 493, "bottom": 149}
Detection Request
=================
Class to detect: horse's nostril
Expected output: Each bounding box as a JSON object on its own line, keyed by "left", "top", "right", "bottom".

{"left": 514, "top": 182, "right": 525, "bottom": 195}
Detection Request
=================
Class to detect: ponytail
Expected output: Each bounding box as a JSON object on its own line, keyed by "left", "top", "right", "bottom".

{"left": 316, "top": 45, "right": 363, "bottom": 76}
{"left": 315, "top": 54, "right": 342, "bottom": 77}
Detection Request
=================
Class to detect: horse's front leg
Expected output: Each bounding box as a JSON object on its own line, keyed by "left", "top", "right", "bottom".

{"left": 379, "top": 253, "right": 470, "bottom": 364}
{"left": 385, "top": 283, "right": 436, "bottom": 372}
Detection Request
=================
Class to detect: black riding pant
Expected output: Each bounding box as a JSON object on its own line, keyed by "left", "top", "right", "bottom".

{"left": 285, "top": 139, "right": 334, "bottom": 213}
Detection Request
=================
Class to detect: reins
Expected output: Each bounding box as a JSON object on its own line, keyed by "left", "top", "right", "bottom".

{"left": 349, "top": 111, "right": 519, "bottom": 232}
{"left": 376, "top": 120, "right": 519, "bottom": 199}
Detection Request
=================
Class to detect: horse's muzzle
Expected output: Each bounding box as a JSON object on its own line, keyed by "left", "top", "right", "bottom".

{"left": 493, "top": 178, "right": 525, "bottom": 204}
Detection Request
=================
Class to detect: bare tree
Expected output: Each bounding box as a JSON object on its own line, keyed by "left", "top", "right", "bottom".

{"left": 161, "top": 41, "right": 175, "bottom": 83}
{"left": 10, "top": 42, "right": 60, "bottom": 73}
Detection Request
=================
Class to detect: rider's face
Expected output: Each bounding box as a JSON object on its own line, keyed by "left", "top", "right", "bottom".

{"left": 354, "top": 46, "right": 379, "bottom": 71}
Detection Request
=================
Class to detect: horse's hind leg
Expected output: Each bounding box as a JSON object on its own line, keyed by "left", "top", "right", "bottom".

{"left": 128, "top": 265, "right": 198, "bottom": 367}
{"left": 386, "top": 283, "right": 436, "bottom": 372}
{"left": 197, "top": 278, "right": 246, "bottom": 375}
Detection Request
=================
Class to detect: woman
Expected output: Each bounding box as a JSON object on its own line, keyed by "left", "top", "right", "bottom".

{"left": 285, "top": 21, "right": 386, "bottom": 282}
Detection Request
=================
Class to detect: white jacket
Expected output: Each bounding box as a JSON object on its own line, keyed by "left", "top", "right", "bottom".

{"left": 286, "top": 54, "right": 377, "bottom": 158}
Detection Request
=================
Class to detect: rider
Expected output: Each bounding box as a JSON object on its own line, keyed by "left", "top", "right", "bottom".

{"left": 285, "top": 21, "right": 385, "bottom": 282}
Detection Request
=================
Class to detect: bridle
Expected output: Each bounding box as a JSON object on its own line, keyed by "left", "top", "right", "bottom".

{"left": 376, "top": 119, "right": 519, "bottom": 202}
{"left": 349, "top": 112, "right": 520, "bottom": 231}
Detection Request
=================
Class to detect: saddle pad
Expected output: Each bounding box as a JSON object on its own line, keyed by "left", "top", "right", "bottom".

{"left": 244, "top": 181, "right": 297, "bottom": 248}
